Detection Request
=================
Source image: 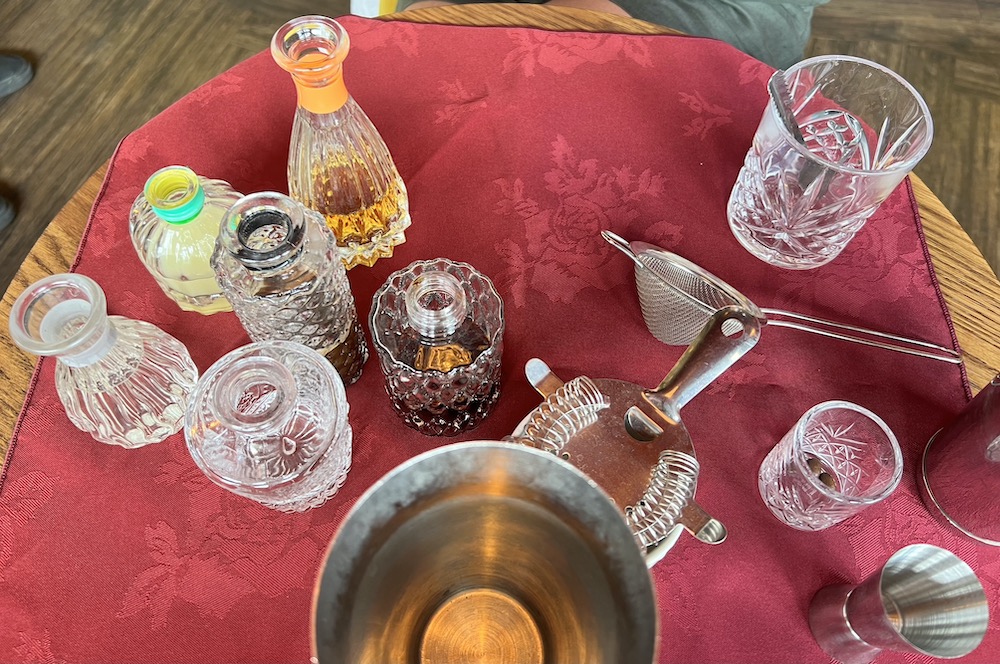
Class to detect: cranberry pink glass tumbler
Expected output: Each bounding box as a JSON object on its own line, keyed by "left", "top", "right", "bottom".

{"left": 271, "top": 16, "right": 411, "bottom": 270}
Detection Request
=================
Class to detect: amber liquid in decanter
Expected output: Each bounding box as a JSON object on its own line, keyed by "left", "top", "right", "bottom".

{"left": 274, "top": 16, "right": 411, "bottom": 270}
{"left": 398, "top": 317, "right": 491, "bottom": 372}
{"left": 304, "top": 160, "right": 408, "bottom": 254}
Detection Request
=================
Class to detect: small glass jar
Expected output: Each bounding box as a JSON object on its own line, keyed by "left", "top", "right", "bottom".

{"left": 130, "top": 166, "right": 243, "bottom": 315}
{"left": 211, "top": 191, "right": 368, "bottom": 386}
{"left": 371, "top": 258, "right": 504, "bottom": 436}
{"left": 184, "top": 340, "right": 352, "bottom": 512}
{"left": 8, "top": 273, "right": 199, "bottom": 448}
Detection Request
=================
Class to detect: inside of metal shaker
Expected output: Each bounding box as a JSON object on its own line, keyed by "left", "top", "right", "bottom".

{"left": 321, "top": 486, "right": 649, "bottom": 664}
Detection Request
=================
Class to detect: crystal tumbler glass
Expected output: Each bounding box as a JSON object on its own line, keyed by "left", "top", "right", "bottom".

{"left": 184, "top": 340, "right": 352, "bottom": 512}
{"left": 728, "top": 56, "right": 933, "bottom": 269}
{"left": 8, "top": 273, "right": 198, "bottom": 448}
{"left": 370, "top": 258, "right": 504, "bottom": 436}
{"left": 758, "top": 400, "right": 902, "bottom": 530}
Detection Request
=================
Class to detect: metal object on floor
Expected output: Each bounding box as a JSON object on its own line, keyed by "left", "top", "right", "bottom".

{"left": 0, "top": 54, "right": 32, "bottom": 98}
{"left": 0, "top": 196, "right": 14, "bottom": 231}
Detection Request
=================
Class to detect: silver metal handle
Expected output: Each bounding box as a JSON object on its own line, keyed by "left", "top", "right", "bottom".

{"left": 761, "top": 308, "right": 962, "bottom": 364}
{"left": 643, "top": 305, "right": 761, "bottom": 416}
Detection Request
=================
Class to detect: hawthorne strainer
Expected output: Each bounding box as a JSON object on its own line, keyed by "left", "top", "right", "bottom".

{"left": 508, "top": 368, "right": 702, "bottom": 555}
{"left": 603, "top": 231, "right": 961, "bottom": 364}
{"left": 509, "top": 306, "right": 760, "bottom": 564}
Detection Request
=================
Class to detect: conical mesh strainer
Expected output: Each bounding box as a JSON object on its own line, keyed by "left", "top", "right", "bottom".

{"left": 603, "top": 231, "right": 961, "bottom": 364}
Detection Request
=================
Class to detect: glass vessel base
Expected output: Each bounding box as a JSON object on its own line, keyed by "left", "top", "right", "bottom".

{"left": 337, "top": 219, "right": 410, "bottom": 270}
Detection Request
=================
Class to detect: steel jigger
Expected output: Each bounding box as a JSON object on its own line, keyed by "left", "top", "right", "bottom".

{"left": 808, "top": 544, "right": 989, "bottom": 664}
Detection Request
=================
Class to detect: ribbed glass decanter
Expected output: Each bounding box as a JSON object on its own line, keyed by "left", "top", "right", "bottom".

{"left": 130, "top": 166, "right": 243, "bottom": 315}
{"left": 184, "top": 340, "right": 352, "bottom": 512}
{"left": 371, "top": 258, "right": 504, "bottom": 436}
{"left": 211, "top": 191, "right": 368, "bottom": 385}
{"left": 8, "top": 273, "right": 199, "bottom": 448}
{"left": 271, "top": 15, "right": 411, "bottom": 270}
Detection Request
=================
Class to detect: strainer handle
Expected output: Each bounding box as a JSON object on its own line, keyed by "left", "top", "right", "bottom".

{"left": 643, "top": 305, "right": 761, "bottom": 416}
{"left": 761, "top": 308, "right": 962, "bottom": 364}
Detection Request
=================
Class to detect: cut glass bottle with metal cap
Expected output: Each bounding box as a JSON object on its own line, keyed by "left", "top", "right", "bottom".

{"left": 211, "top": 191, "right": 368, "bottom": 385}
{"left": 130, "top": 166, "right": 243, "bottom": 315}
{"left": 8, "top": 273, "right": 198, "bottom": 448}
{"left": 184, "top": 340, "right": 352, "bottom": 512}
{"left": 271, "top": 15, "right": 411, "bottom": 270}
{"left": 371, "top": 258, "right": 504, "bottom": 436}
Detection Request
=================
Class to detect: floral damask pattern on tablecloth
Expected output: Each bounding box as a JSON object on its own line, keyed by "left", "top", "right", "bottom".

{"left": 0, "top": 471, "right": 53, "bottom": 582}
{"left": 0, "top": 16, "right": 988, "bottom": 664}
{"left": 494, "top": 135, "right": 677, "bottom": 307}
{"left": 502, "top": 30, "right": 652, "bottom": 76}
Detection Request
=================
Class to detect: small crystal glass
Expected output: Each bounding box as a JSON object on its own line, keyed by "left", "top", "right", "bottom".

{"left": 758, "top": 400, "right": 902, "bottom": 530}
{"left": 728, "top": 56, "right": 933, "bottom": 269}
{"left": 8, "top": 273, "right": 198, "bottom": 448}
{"left": 184, "top": 340, "right": 352, "bottom": 512}
{"left": 370, "top": 258, "right": 504, "bottom": 436}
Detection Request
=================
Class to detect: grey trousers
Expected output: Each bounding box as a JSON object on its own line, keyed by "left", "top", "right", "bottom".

{"left": 394, "top": 0, "right": 830, "bottom": 69}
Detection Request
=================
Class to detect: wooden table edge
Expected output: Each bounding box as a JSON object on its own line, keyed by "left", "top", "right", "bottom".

{"left": 2, "top": 6, "right": 997, "bottom": 456}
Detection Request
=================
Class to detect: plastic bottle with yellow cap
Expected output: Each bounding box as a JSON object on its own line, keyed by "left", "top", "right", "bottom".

{"left": 130, "top": 166, "right": 243, "bottom": 315}
{"left": 271, "top": 15, "right": 411, "bottom": 270}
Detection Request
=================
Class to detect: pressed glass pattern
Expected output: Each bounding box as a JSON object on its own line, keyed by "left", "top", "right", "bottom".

{"left": 130, "top": 166, "right": 243, "bottom": 314}
{"left": 8, "top": 273, "right": 198, "bottom": 448}
{"left": 727, "top": 57, "right": 933, "bottom": 269}
{"left": 272, "top": 15, "right": 410, "bottom": 269}
{"left": 184, "top": 340, "right": 352, "bottom": 512}
{"left": 211, "top": 192, "right": 368, "bottom": 386}
{"left": 371, "top": 258, "right": 504, "bottom": 436}
{"left": 758, "top": 401, "right": 902, "bottom": 530}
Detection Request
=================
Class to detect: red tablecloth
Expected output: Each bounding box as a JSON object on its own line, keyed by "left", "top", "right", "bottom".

{"left": 1, "top": 16, "right": 995, "bottom": 664}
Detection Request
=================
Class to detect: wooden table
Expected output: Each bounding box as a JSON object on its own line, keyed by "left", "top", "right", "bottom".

{"left": 2, "top": 4, "right": 998, "bottom": 458}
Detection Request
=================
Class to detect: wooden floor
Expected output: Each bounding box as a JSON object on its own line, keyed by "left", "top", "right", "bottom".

{"left": 0, "top": 0, "right": 997, "bottom": 294}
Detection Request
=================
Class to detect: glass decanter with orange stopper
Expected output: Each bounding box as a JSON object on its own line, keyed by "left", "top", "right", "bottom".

{"left": 271, "top": 15, "right": 411, "bottom": 270}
